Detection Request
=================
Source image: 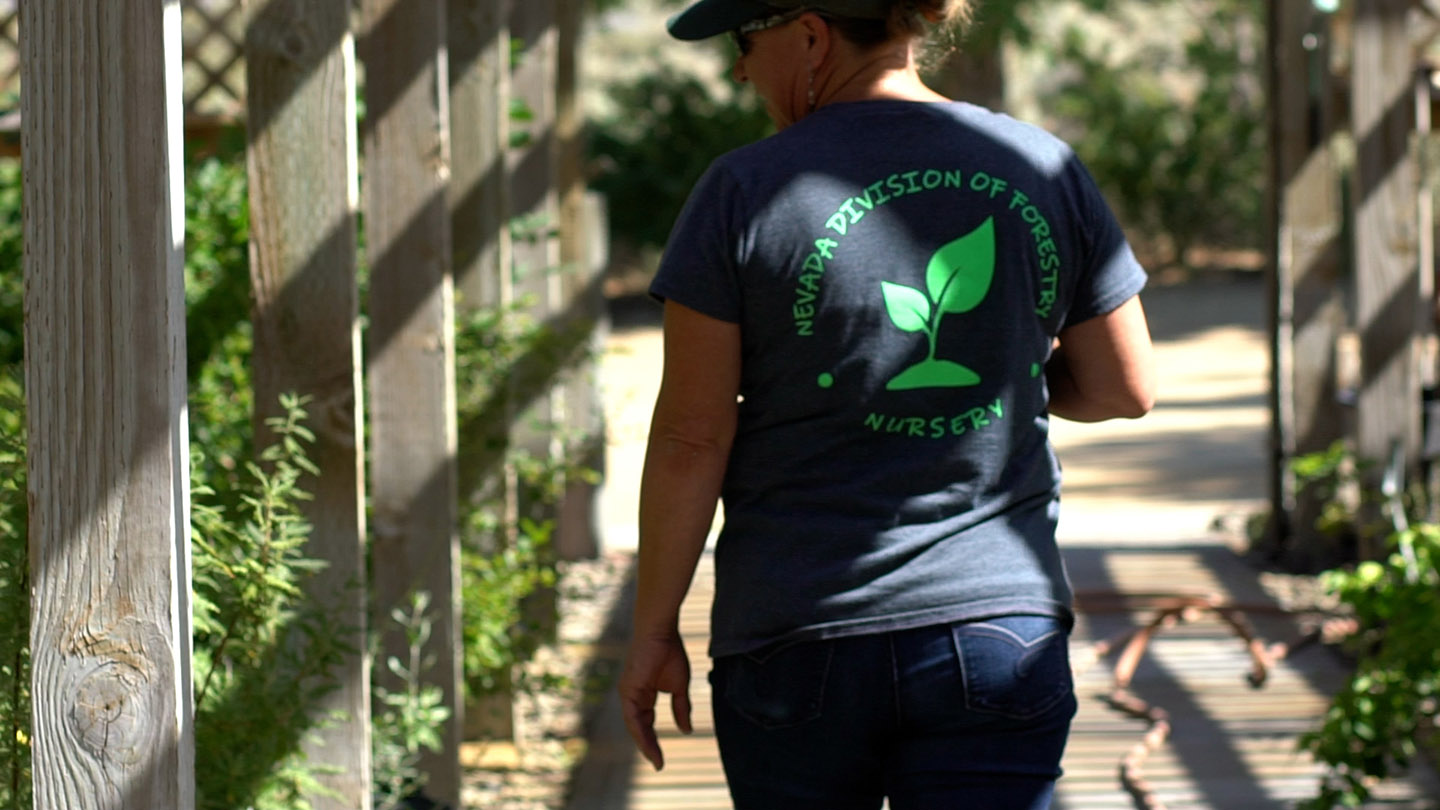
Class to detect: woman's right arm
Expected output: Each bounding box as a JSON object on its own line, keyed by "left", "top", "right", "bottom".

{"left": 1045, "top": 294, "right": 1156, "bottom": 422}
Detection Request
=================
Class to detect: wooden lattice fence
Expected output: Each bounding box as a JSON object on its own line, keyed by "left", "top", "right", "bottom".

{"left": 0, "top": 0, "right": 249, "bottom": 126}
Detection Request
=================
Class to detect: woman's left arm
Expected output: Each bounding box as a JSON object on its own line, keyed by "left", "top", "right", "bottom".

{"left": 619, "top": 300, "right": 740, "bottom": 771}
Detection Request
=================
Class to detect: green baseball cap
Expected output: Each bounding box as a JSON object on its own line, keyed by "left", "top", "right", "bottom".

{"left": 667, "top": 0, "right": 892, "bottom": 41}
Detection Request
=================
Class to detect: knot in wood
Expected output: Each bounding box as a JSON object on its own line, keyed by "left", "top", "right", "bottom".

{"left": 281, "top": 29, "right": 310, "bottom": 63}
{"left": 69, "top": 659, "right": 151, "bottom": 764}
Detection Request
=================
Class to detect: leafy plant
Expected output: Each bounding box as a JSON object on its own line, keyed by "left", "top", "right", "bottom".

{"left": 1042, "top": 0, "right": 1266, "bottom": 266}
{"left": 453, "top": 274, "right": 601, "bottom": 701}
{"left": 184, "top": 155, "right": 255, "bottom": 510}
{"left": 191, "top": 393, "right": 352, "bottom": 810}
{"left": 0, "top": 371, "right": 31, "bottom": 810}
{"left": 588, "top": 70, "right": 772, "bottom": 254}
{"left": 372, "top": 591, "right": 452, "bottom": 810}
{"left": 1299, "top": 522, "right": 1440, "bottom": 808}
{"left": 461, "top": 516, "right": 558, "bottom": 696}
{"left": 0, "top": 160, "right": 21, "bottom": 369}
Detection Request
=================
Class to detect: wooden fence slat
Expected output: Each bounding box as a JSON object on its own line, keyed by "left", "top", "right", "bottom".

{"left": 22, "top": 2, "right": 195, "bottom": 808}
{"left": 245, "top": 1, "right": 372, "bottom": 807}
{"left": 554, "top": 0, "right": 603, "bottom": 563}
{"left": 1267, "top": 1, "right": 1346, "bottom": 566}
{"left": 361, "top": 0, "right": 464, "bottom": 803}
{"left": 450, "top": 0, "right": 511, "bottom": 314}
{"left": 1351, "top": 0, "right": 1424, "bottom": 554}
{"left": 508, "top": 0, "right": 562, "bottom": 642}
{"left": 449, "top": 0, "right": 518, "bottom": 742}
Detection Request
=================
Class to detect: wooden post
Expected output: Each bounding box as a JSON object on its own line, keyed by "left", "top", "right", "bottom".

{"left": 1267, "top": 0, "right": 1347, "bottom": 567}
{"left": 245, "top": 2, "right": 371, "bottom": 807}
{"left": 555, "top": 0, "right": 603, "bottom": 562}
{"left": 509, "top": 0, "right": 561, "bottom": 624}
{"left": 450, "top": 0, "right": 511, "bottom": 314}
{"left": 1351, "top": 0, "right": 1424, "bottom": 554}
{"left": 449, "top": 0, "right": 518, "bottom": 741}
{"left": 361, "top": 0, "right": 464, "bottom": 803}
{"left": 22, "top": 2, "right": 195, "bottom": 808}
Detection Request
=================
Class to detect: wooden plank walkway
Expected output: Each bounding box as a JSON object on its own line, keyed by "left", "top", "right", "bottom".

{"left": 565, "top": 543, "right": 1440, "bottom": 810}
{"left": 566, "top": 277, "right": 1440, "bottom": 809}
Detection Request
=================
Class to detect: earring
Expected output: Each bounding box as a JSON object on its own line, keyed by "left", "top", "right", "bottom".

{"left": 807, "top": 70, "right": 816, "bottom": 111}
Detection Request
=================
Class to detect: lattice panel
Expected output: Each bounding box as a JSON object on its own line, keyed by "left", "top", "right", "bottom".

{"left": 182, "top": 0, "right": 247, "bottom": 120}
{"left": 0, "top": 0, "right": 249, "bottom": 126}
{"left": 0, "top": 3, "right": 16, "bottom": 111}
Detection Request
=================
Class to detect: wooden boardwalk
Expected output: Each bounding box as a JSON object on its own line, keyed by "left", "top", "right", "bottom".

{"left": 566, "top": 545, "right": 1440, "bottom": 810}
{"left": 567, "top": 276, "right": 1440, "bottom": 810}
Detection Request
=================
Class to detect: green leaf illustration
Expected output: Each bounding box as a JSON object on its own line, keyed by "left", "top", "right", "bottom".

{"left": 926, "top": 217, "right": 996, "bottom": 315}
{"left": 881, "top": 282, "right": 931, "bottom": 333}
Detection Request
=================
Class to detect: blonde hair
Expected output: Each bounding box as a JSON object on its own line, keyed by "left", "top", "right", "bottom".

{"left": 904, "top": 0, "right": 971, "bottom": 68}
{"left": 905, "top": 0, "right": 972, "bottom": 29}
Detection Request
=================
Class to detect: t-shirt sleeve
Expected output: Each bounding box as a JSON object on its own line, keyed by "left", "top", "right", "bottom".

{"left": 1064, "top": 161, "right": 1148, "bottom": 327}
{"left": 649, "top": 161, "right": 746, "bottom": 324}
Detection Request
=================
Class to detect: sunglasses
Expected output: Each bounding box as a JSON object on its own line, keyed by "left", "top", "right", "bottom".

{"left": 729, "top": 8, "right": 811, "bottom": 56}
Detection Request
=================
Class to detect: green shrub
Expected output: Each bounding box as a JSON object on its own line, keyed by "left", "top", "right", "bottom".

{"left": 1042, "top": 0, "right": 1266, "bottom": 266}
{"left": 191, "top": 394, "right": 351, "bottom": 810}
{"left": 372, "top": 592, "right": 452, "bottom": 810}
{"left": 0, "top": 161, "right": 20, "bottom": 369}
{"left": 453, "top": 295, "right": 599, "bottom": 699}
{"left": 0, "top": 371, "right": 31, "bottom": 810}
{"left": 588, "top": 70, "right": 772, "bottom": 254}
{"left": 1300, "top": 523, "right": 1440, "bottom": 808}
{"left": 184, "top": 156, "right": 255, "bottom": 509}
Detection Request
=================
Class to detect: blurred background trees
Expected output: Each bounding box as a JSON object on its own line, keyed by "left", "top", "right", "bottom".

{"left": 584, "top": 0, "right": 1267, "bottom": 277}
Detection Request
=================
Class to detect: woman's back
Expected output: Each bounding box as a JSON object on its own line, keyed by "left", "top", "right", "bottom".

{"left": 652, "top": 99, "right": 1146, "bottom": 655}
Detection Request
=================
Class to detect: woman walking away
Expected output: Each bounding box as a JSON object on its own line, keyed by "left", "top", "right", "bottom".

{"left": 618, "top": 1, "right": 1157, "bottom": 808}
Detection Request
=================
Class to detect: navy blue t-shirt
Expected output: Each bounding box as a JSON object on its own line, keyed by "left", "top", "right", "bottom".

{"left": 650, "top": 100, "right": 1147, "bottom": 657}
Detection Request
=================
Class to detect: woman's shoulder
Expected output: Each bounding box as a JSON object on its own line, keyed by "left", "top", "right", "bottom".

{"left": 934, "top": 102, "right": 1078, "bottom": 171}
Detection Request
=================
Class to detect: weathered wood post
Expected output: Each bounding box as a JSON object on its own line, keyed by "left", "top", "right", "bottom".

{"left": 361, "top": 0, "right": 464, "bottom": 802}
{"left": 509, "top": 0, "right": 562, "bottom": 624}
{"left": 1267, "top": 0, "right": 1346, "bottom": 567}
{"left": 555, "top": 0, "right": 604, "bottom": 562}
{"left": 1351, "top": 0, "right": 1424, "bottom": 555}
{"left": 450, "top": 0, "right": 518, "bottom": 741}
{"left": 509, "top": 0, "right": 561, "bottom": 503}
{"left": 22, "top": 2, "right": 196, "bottom": 808}
{"left": 452, "top": 0, "right": 512, "bottom": 314}
{"left": 245, "top": 1, "right": 372, "bottom": 806}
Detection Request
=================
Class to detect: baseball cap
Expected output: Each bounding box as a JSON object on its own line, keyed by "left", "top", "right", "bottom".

{"left": 667, "top": 0, "right": 892, "bottom": 41}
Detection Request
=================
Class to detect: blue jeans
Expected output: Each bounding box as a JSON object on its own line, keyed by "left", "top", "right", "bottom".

{"left": 709, "top": 615, "right": 1076, "bottom": 810}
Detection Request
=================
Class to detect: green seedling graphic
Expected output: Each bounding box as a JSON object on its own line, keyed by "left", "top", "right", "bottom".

{"left": 882, "top": 217, "right": 995, "bottom": 390}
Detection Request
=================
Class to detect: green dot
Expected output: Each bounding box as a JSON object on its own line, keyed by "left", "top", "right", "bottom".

{"left": 1030, "top": 363, "right": 1041, "bottom": 378}
{"left": 818, "top": 373, "right": 835, "bottom": 389}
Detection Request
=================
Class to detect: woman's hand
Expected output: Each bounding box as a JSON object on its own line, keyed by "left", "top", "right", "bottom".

{"left": 619, "top": 633, "right": 694, "bottom": 771}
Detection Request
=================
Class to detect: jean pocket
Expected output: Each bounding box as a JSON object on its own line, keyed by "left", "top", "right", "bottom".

{"left": 953, "top": 615, "right": 1073, "bottom": 722}
{"left": 715, "top": 640, "right": 834, "bottom": 730}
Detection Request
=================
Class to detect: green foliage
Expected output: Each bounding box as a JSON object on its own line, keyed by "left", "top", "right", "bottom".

{"left": 1291, "top": 440, "right": 1367, "bottom": 546}
{"left": 373, "top": 592, "right": 452, "bottom": 810}
{"left": 0, "top": 372, "right": 31, "bottom": 810}
{"left": 454, "top": 296, "right": 599, "bottom": 699}
{"left": 1299, "top": 523, "right": 1440, "bottom": 808}
{"left": 1042, "top": 0, "right": 1266, "bottom": 265}
{"left": 191, "top": 394, "right": 351, "bottom": 810}
{"left": 954, "top": 0, "right": 1110, "bottom": 53}
{"left": 0, "top": 161, "right": 21, "bottom": 369}
{"left": 1291, "top": 440, "right": 1436, "bottom": 552}
{"left": 588, "top": 71, "right": 772, "bottom": 252}
{"left": 461, "top": 517, "right": 558, "bottom": 696}
{"left": 185, "top": 155, "right": 253, "bottom": 377}
{"left": 184, "top": 156, "right": 256, "bottom": 508}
